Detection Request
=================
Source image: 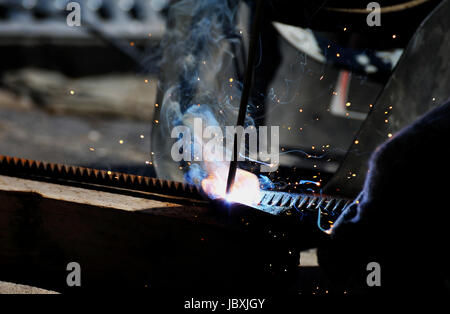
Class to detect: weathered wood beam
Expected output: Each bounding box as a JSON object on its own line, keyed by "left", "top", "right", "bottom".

{"left": 0, "top": 175, "right": 301, "bottom": 292}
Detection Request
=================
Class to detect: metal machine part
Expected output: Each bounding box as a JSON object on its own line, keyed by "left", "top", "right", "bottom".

{"left": 0, "top": 155, "right": 204, "bottom": 202}
{"left": 0, "top": 154, "right": 351, "bottom": 291}
{"left": 0, "top": 0, "right": 166, "bottom": 42}
{"left": 0, "top": 154, "right": 350, "bottom": 229}
{"left": 257, "top": 190, "right": 351, "bottom": 217}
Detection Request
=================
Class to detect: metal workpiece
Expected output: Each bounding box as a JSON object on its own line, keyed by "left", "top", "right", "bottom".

{"left": 0, "top": 154, "right": 351, "bottom": 290}
{"left": 0, "top": 154, "right": 351, "bottom": 223}
{"left": 0, "top": 154, "right": 203, "bottom": 202}
{"left": 0, "top": 152, "right": 351, "bottom": 256}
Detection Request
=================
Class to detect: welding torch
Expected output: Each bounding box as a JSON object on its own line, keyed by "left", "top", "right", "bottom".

{"left": 226, "top": 0, "right": 264, "bottom": 194}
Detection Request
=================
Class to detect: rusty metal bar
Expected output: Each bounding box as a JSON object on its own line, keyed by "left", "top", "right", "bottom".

{"left": 0, "top": 155, "right": 204, "bottom": 203}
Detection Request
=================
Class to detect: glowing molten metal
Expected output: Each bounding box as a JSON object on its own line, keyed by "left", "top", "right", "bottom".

{"left": 201, "top": 165, "right": 260, "bottom": 207}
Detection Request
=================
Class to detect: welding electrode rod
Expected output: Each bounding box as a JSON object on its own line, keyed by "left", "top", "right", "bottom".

{"left": 226, "top": 0, "right": 263, "bottom": 194}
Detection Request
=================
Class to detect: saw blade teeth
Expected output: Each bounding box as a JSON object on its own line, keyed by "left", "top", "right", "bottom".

{"left": 0, "top": 154, "right": 204, "bottom": 200}
{"left": 270, "top": 193, "right": 283, "bottom": 206}
{"left": 0, "top": 155, "right": 354, "bottom": 211}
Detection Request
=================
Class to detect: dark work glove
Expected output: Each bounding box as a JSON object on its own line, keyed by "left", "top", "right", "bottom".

{"left": 318, "top": 101, "right": 450, "bottom": 295}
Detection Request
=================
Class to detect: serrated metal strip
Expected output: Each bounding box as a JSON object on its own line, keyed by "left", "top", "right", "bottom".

{"left": 0, "top": 155, "right": 204, "bottom": 200}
